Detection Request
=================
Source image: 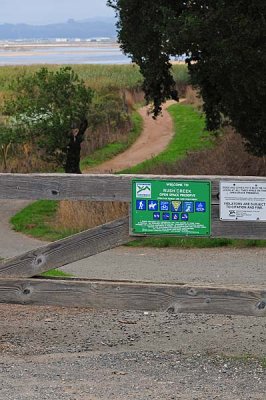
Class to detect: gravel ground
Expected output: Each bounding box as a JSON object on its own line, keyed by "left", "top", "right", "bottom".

{"left": 0, "top": 304, "right": 265, "bottom": 399}
{"left": 62, "top": 246, "right": 266, "bottom": 286}
{"left": 0, "top": 350, "right": 264, "bottom": 400}
{"left": 0, "top": 201, "right": 265, "bottom": 398}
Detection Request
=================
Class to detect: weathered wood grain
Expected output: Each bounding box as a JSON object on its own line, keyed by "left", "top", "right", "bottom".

{"left": 0, "top": 277, "right": 265, "bottom": 317}
{"left": 1, "top": 173, "right": 265, "bottom": 204}
{"left": 0, "top": 217, "right": 134, "bottom": 278}
{"left": 211, "top": 206, "right": 266, "bottom": 239}
{"left": 0, "top": 173, "right": 132, "bottom": 202}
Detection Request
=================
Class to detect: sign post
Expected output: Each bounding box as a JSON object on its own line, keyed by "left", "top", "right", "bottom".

{"left": 131, "top": 179, "right": 211, "bottom": 236}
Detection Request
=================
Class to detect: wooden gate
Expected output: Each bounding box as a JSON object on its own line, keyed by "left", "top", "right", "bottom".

{"left": 0, "top": 173, "right": 265, "bottom": 317}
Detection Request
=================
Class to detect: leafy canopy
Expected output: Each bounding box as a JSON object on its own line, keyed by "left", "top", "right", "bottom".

{"left": 108, "top": 0, "right": 266, "bottom": 156}
{"left": 4, "top": 66, "right": 93, "bottom": 166}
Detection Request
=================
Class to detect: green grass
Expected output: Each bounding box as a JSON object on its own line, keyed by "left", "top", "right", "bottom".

{"left": 121, "top": 104, "right": 213, "bottom": 174}
{"left": 10, "top": 200, "right": 77, "bottom": 241}
{"left": 80, "top": 111, "right": 143, "bottom": 170}
{"left": 41, "top": 269, "right": 72, "bottom": 278}
{"left": 80, "top": 142, "right": 126, "bottom": 169}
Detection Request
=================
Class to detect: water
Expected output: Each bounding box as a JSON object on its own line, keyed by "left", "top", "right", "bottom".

{"left": 0, "top": 44, "right": 131, "bottom": 65}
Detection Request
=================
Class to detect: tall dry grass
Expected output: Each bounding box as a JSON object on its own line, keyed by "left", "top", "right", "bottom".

{"left": 81, "top": 125, "right": 128, "bottom": 158}
{"left": 147, "top": 128, "right": 265, "bottom": 177}
{"left": 0, "top": 121, "right": 134, "bottom": 172}
{"left": 184, "top": 86, "right": 203, "bottom": 109}
{"left": 53, "top": 201, "right": 129, "bottom": 231}
{"left": 0, "top": 144, "right": 57, "bottom": 173}
{"left": 0, "top": 64, "right": 189, "bottom": 92}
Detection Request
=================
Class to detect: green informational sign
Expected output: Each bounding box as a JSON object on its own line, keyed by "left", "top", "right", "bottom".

{"left": 131, "top": 179, "right": 211, "bottom": 236}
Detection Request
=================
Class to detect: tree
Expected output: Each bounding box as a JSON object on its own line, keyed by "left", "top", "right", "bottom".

{"left": 89, "top": 91, "right": 130, "bottom": 134}
{"left": 0, "top": 121, "right": 17, "bottom": 171}
{"left": 4, "top": 66, "right": 93, "bottom": 172}
{"left": 108, "top": 0, "right": 266, "bottom": 156}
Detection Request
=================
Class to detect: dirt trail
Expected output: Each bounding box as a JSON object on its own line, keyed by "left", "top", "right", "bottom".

{"left": 0, "top": 101, "right": 265, "bottom": 400}
{"left": 0, "top": 200, "right": 49, "bottom": 259}
{"left": 86, "top": 100, "right": 176, "bottom": 173}
{"left": 0, "top": 101, "right": 177, "bottom": 261}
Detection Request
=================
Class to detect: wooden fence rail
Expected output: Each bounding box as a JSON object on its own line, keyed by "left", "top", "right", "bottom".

{"left": 0, "top": 217, "right": 132, "bottom": 278}
{"left": 0, "top": 278, "right": 265, "bottom": 317}
{"left": 0, "top": 173, "right": 265, "bottom": 239}
{"left": 0, "top": 173, "right": 265, "bottom": 316}
{"left": 0, "top": 173, "right": 264, "bottom": 203}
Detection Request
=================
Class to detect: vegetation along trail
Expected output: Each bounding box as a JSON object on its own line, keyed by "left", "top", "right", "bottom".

{"left": 85, "top": 100, "right": 177, "bottom": 173}
{"left": 0, "top": 100, "right": 176, "bottom": 259}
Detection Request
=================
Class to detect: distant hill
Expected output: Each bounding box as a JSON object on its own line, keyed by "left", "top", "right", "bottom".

{"left": 0, "top": 18, "right": 117, "bottom": 40}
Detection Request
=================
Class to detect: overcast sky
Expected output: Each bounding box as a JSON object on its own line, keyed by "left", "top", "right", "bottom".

{"left": 0, "top": 0, "right": 115, "bottom": 25}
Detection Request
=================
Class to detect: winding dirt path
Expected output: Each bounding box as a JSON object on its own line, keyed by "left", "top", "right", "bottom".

{"left": 0, "top": 101, "right": 177, "bottom": 260}
{"left": 85, "top": 100, "right": 177, "bottom": 173}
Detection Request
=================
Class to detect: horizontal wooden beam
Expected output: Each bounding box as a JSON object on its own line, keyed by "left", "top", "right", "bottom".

{"left": 1, "top": 173, "right": 265, "bottom": 204}
{"left": 0, "top": 217, "right": 134, "bottom": 278}
{"left": 0, "top": 174, "right": 265, "bottom": 241}
{"left": 0, "top": 277, "right": 265, "bottom": 317}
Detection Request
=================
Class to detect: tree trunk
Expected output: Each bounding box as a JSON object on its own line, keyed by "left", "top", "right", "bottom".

{"left": 1, "top": 143, "right": 11, "bottom": 172}
{"left": 65, "top": 120, "right": 88, "bottom": 174}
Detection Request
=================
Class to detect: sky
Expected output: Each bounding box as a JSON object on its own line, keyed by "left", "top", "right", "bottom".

{"left": 0, "top": 0, "right": 115, "bottom": 25}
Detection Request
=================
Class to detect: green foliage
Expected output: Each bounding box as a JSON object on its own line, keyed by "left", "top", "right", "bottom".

{"left": 122, "top": 103, "right": 213, "bottom": 173}
{"left": 81, "top": 142, "right": 126, "bottom": 169}
{"left": 89, "top": 90, "right": 129, "bottom": 132}
{"left": 0, "top": 125, "right": 13, "bottom": 165}
{"left": 0, "top": 122, "right": 15, "bottom": 145}
{"left": 108, "top": 0, "right": 177, "bottom": 116}
{"left": 4, "top": 66, "right": 93, "bottom": 167}
{"left": 109, "top": 0, "right": 266, "bottom": 156}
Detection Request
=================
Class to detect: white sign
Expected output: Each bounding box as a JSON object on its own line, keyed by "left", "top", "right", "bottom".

{"left": 220, "top": 181, "right": 266, "bottom": 221}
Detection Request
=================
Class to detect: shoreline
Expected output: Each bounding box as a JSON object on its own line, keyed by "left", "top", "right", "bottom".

{"left": 0, "top": 41, "right": 185, "bottom": 66}
{"left": 0, "top": 40, "right": 119, "bottom": 51}
{"left": 0, "top": 41, "right": 129, "bottom": 65}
